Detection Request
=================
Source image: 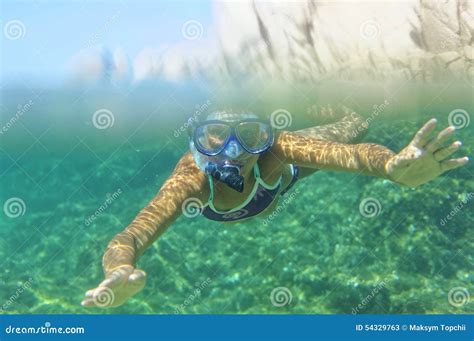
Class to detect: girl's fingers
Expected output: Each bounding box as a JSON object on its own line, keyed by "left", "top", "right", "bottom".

{"left": 433, "top": 141, "right": 462, "bottom": 161}
{"left": 84, "top": 289, "right": 95, "bottom": 298}
{"left": 81, "top": 290, "right": 99, "bottom": 307}
{"left": 441, "top": 157, "right": 469, "bottom": 172}
{"left": 100, "top": 276, "right": 121, "bottom": 289}
{"left": 129, "top": 269, "right": 146, "bottom": 283}
{"left": 82, "top": 287, "right": 102, "bottom": 307}
{"left": 81, "top": 298, "right": 96, "bottom": 307}
{"left": 426, "top": 126, "right": 456, "bottom": 152}
{"left": 100, "top": 267, "right": 131, "bottom": 289}
{"left": 411, "top": 119, "right": 437, "bottom": 147}
{"left": 393, "top": 155, "right": 411, "bottom": 169}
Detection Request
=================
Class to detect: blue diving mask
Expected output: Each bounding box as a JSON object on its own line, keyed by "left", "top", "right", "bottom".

{"left": 192, "top": 119, "right": 274, "bottom": 156}
{"left": 189, "top": 117, "right": 274, "bottom": 193}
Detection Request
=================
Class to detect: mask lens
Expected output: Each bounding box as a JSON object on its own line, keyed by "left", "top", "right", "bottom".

{"left": 236, "top": 122, "right": 272, "bottom": 152}
{"left": 195, "top": 123, "right": 231, "bottom": 154}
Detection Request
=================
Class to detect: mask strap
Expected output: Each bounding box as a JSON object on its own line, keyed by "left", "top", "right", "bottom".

{"left": 253, "top": 162, "right": 261, "bottom": 180}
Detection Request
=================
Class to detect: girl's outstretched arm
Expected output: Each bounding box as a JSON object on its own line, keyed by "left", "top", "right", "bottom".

{"left": 102, "top": 152, "right": 207, "bottom": 274}
{"left": 273, "top": 130, "right": 396, "bottom": 179}
{"left": 82, "top": 152, "right": 208, "bottom": 308}
{"left": 272, "top": 119, "right": 468, "bottom": 187}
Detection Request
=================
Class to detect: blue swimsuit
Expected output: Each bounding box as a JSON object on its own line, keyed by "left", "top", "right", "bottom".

{"left": 201, "top": 164, "right": 299, "bottom": 222}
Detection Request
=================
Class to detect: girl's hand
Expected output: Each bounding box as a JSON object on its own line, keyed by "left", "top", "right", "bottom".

{"left": 81, "top": 265, "right": 146, "bottom": 308}
{"left": 385, "top": 118, "right": 469, "bottom": 188}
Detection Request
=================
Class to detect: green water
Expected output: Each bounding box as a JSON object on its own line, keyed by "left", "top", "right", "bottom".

{"left": 0, "top": 83, "right": 473, "bottom": 314}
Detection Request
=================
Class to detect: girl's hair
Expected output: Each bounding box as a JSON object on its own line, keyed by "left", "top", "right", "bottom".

{"left": 206, "top": 109, "right": 258, "bottom": 122}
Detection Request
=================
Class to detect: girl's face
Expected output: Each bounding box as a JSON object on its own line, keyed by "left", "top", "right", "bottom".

{"left": 240, "top": 154, "right": 260, "bottom": 177}
{"left": 206, "top": 144, "right": 259, "bottom": 178}
{"left": 190, "top": 110, "right": 272, "bottom": 184}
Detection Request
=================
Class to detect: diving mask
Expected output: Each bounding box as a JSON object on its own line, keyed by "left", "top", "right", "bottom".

{"left": 192, "top": 119, "right": 274, "bottom": 156}
{"left": 189, "top": 117, "right": 274, "bottom": 193}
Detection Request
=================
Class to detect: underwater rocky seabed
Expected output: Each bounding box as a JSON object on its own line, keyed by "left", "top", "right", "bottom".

{"left": 0, "top": 91, "right": 473, "bottom": 315}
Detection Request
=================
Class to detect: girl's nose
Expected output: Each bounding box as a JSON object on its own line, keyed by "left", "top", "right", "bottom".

{"left": 224, "top": 139, "right": 243, "bottom": 159}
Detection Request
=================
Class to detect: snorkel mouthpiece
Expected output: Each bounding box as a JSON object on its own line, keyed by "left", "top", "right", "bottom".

{"left": 205, "top": 163, "right": 244, "bottom": 193}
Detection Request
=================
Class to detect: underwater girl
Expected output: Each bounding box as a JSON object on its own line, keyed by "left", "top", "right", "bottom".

{"left": 81, "top": 106, "right": 469, "bottom": 307}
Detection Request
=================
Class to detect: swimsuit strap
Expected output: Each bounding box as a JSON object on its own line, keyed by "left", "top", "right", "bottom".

{"left": 280, "top": 164, "right": 300, "bottom": 196}
{"left": 207, "top": 174, "right": 214, "bottom": 202}
{"left": 254, "top": 161, "right": 261, "bottom": 179}
{"left": 255, "top": 162, "right": 282, "bottom": 190}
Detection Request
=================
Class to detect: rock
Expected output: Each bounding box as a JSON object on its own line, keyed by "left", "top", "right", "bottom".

{"left": 464, "top": 46, "right": 474, "bottom": 60}
{"left": 447, "top": 59, "right": 466, "bottom": 74}
{"left": 434, "top": 51, "right": 461, "bottom": 65}
{"left": 409, "top": 56, "right": 422, "bottom": 72}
